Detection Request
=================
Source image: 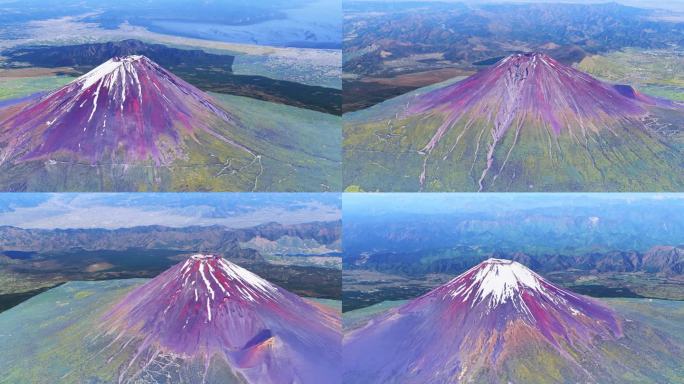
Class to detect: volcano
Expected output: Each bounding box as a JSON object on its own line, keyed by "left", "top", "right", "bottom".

{"left": 0, "top": 254, "right": 341, "bottom": 383}
{"left": 344, "top": 52, "right": 684, "bottom": 192}
{"left": 343, "top": 258, "right": 684, "bottom": 383}
{"left": 97, "top": 254, "right": 341, "bottom": 383}
{"left": 0, "top": 55, "right": 341, "bottom": 191}
{"left": 0, "top": 55, "right": 251, "bottom": 165}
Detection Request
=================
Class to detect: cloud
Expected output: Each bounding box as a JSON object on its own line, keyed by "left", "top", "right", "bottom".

{"left": 0, "top": 194, "right": 340, "bottom": 229}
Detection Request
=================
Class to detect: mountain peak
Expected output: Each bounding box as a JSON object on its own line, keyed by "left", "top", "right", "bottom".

{"left": 0, "top": 55, "right": 249, "bottom": 166}
{"left": 180, "top": 253, "right": 280, "bottom": 308}
{"left": 460, "top": 258, "right": 543, "bottom": 307}
{"left": 77, "top": 54, "right": 149, "bottom": 90}
{"left": 488, "top": 52, "right": 561, "bottom": 86}
{"left": 502, "top": 51, "right": 552, "bottom": 62}
{"left": 439, "top": 258, "right": 550, "bottom": 312}
{"left": 102, "top": 253, "right": 288, "bottom": 354}
{"left": 101, "top": 255, "right": 341, "bottom": 382}
{"left": 409, "top": 50, "right": 663, "bottom": 146}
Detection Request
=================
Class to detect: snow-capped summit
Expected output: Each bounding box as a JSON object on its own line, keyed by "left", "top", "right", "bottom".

{"left": 427, "top": 258, "right": 621, "bottom": 332}
{"left": 101, "top": 254, "right": 341, "bottom": 383}
{"left": 77, "top": 55, "right": 146, "bottom": 91}
{"left": 178, "top": 253, "right": 280, "bottom": 310}
{"left": 443, "top": 258, "right": 548, "bottom": 309}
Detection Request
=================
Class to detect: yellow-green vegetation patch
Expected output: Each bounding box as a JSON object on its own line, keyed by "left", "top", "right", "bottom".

{"left": 0, "top": 76, "right": 72, "bottom": 100}
{"left": 578, "top": 48, "right": 684, "bottom": 100}
{"left": 344, "top": 185, "right": 364, "bottom": 192}
{"left": 73, "top": 290, "right": 93, "bottom": 300}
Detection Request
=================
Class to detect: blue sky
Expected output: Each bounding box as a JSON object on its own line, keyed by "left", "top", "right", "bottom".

{"left": 0, "top": 193, "right": 341, "bottom": 229}
{"left": 357, "top": 0, "right": 684, "bottom": 11}
{"left": 343, "top": 193, "right": 684, "bottom": 216}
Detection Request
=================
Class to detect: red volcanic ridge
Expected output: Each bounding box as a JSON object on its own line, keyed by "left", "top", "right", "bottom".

{"left": 344, "top": 258, "right": 623, "bottom": 383}
{"left": 0, "top": 55, "right": 251, "bottom": 165}
{"left": 102, "top": 254, "right": 340, "bottom": 384}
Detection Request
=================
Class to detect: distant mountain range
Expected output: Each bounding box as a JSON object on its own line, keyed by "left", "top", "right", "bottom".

{"left": 343, "top": 199, "right": 684, "bottom": 277}
{"left": 343, "top": 202, "right": 684, "bottom": 256}
{"left": 347, "top": 245, "right": 684, "bottom": 277}
{"left": 0, "top": 221, "right": 340, "bottom": 256}
{"left": 344, "top": 259, "right": 684, "bottom": 383}
{"left": 344, "top": 52, "right": 684, "bottom": 191}
{"left": 0, "top": 221, "right": 342, "bottom": 310}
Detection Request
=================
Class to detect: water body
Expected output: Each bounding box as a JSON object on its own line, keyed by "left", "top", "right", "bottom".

{"left": 140, "top": 0, "right": 341, "bottom": 48}
{"left": 1, "top": 251, "right": 36, "bottom": 260}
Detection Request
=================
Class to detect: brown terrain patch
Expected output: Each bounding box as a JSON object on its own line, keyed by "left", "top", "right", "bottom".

{"left": 85, "top": 262, "right": 115, "bottom": 273}
{"left": 0, "top": 104, "right": 26, "bottom": 118}
{"left": 363, "top": 67, "right": 474, "bottom": 87}
{"left": 343, "top": 67, "right": 475, "bottom": 113}
{"left": 0, "top": 67, "right": 79, "bottom": 78}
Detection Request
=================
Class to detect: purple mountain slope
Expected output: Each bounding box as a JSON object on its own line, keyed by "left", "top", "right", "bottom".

{"left": 0, "top": 55, "right": 252, "bottom": 165}
{"left": 409, "top": 52, "right": 674, "bottom": 148}
{"left": 344, "top": 258, "right": 662, "bottom": 383}
{"left": 102, "top": 254, "right": 341, "bottom": 384}
{"left": 408, "top": 52, "right": 681, "bottom": 189}
{"left": 343, "top": 52, "right": 684, "bottom": 191}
